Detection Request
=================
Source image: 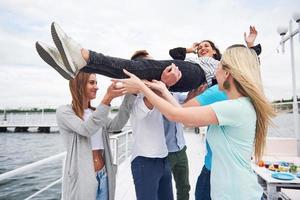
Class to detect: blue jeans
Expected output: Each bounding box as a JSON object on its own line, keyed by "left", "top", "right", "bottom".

{"left": 131, "top": 156, "right": 174, "bottom": 200}
{"left": 96, "top": 167, "right": 108, "bottom": 200}
{"left": 82, "top": 51, "right": 206, "bottom": 92}
{"left": 195, "top": 166, "right": 211, "bottom": 200}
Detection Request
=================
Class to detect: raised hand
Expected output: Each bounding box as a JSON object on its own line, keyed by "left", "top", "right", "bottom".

{"left": 244, "top": 26, "right": 257, "bottom": 47}
{"left": 106, "top": 82, "right": 125, "bottom": 99}
{"left": 101, "top": 82, "right": 125, "bottom": 105}
{"left": 186, "top": 42, "right": 199, "bottom": 53}
{"left": 115, "top": 69, "right": 146, "bottom": 94}
{"left": 144, "top": 80, "right": 168, "bottom": 94}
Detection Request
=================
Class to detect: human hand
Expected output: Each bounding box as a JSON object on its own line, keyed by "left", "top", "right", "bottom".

{"left": 161, "top": 63, "right": 182, "bottom": 87}
{"left": 186, "top": 42, "right": 199, "bottom": 54}
{"left": 184, "top": 83, "right": 208, "bottom": 103}
{"left": 106, "top": 82, "right": 125, "bottom": 99}
{"left": 244, "top": 26, "right": 257, "bottom": 47}
{"left": 144, "top": 80, "right": 168, "bottom": 94}
{"left": 116, "top": 69, "right": 146, "bottom": 94}
{"left": 101, "top": 82, "right": 125, "bottom": 105}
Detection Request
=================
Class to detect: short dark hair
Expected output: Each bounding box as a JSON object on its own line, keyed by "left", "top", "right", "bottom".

{"left": 131, "top": 50, "right": 149, "bottom": 60}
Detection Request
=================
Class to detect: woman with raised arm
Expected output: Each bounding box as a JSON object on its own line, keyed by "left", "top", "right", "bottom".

{"left": 36, "top": 23, "right": 261, "bottom": 93}
{"left": 57, "top": 71, "right": 136, "bottom": 200}
{"left": 36, "top": 22, "right": 219, "bottom": 92}
{"left": 119, "top": 45, "right": 275, "bottom": 200}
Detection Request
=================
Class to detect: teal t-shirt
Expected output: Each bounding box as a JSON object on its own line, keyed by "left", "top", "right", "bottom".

{"left": 208, "top": 97, "right": 263, "bottom": 200}
{"left": 195, "top": 85, "right": 227, "bottom": 170}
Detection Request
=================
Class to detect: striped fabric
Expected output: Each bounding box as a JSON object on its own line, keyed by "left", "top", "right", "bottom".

{"left": 185, "top": 57, "right": 219, "bottom": 87}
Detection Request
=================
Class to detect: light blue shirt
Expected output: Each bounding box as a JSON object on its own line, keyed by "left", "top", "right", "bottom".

{"left": 163, "top": 93, "right": 186, "bottom": 152}
{"left": 208, "top": 98, "right": 263, "bottom": 199}
{"left": 195, "top": 85, "right": 227, "bottom": 170}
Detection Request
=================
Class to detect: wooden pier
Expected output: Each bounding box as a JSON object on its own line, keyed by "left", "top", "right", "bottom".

{"left": 0, "top": 122, "right": 58, "bottom": 133}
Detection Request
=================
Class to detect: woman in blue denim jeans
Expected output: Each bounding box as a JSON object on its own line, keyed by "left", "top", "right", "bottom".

{"left": 56, "top": 71, "right": 136, "bottom": 200}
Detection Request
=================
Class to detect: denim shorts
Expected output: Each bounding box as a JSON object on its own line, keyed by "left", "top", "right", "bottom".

{"left": 96, "top": 167, "right": 108, "bottom": 200}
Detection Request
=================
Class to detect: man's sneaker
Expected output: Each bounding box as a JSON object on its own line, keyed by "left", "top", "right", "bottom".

{"left": 51, "top": 22, "right": 87, "bottom": 75}
{"left": 35, "top": 41, "right": 75, "bottom": 80}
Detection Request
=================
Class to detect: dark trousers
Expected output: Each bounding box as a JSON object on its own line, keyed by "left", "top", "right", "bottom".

{"left": 168, "top": 146, "right": 190, "bottom": 200}
{"left": 195, "top": 166, "right": 211, "bottom": 200}
{"left": 131, "top": 156, "right": 174, "bottom": 200}
{"left": 81, "top": 51, "right": 206, "bottom": 92}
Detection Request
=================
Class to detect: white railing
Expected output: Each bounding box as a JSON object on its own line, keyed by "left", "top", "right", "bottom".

{"left": 110, "top": 129, "right": 132, "bottom": 165}
{"left": 1, "top": 112, "right": 54, "bottom": 125}
{"left": 0, "top": 152, "right": 66, "bottom": 181}
{"left": 0, "top": 152, "right": 66, "bottom": 200}
{"left": 0, "top": 130, "right": 132, "bottom": 199}
{"left": 24, "top": 178, "right": 62, "bottom": 200}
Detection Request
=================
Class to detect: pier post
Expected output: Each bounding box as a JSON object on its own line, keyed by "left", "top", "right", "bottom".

{"left": 15, "top": 127, "right": 29, "bottom": 132}
{"left": 38, "top": 127, "right": 50, "bottom": 133}
{"left": 0, "top": 127, "right": 7, "bottom": 132}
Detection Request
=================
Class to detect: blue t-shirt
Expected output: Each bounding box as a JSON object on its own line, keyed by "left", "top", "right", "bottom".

{"left": 195, "top": 85, "right": 227, "bottom": 170}
{"left": 208, "top": 97, "right": 262, "bottom": 199}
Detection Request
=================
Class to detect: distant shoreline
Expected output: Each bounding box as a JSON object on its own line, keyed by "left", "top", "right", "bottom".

{"left": 0, "top": 97, "right": 298, "bottom": 114}
{"left": 0, "top": 107, "right": 119, "bottom": 113}
{"left": 0, "top": 108, "right": 56, "bottom": 113}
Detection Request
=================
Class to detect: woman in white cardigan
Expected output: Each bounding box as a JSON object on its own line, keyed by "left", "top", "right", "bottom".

{"left": 56, "top": 72, "right": 136, "bottom": 200}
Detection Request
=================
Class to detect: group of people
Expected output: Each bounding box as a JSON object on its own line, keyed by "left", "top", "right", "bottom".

{"left": 35, "top": 22, "right": 275, "bottom": 200}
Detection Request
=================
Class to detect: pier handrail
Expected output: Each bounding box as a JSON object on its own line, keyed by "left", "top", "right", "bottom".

{"left": 110, "top": 129, "right": 132, "bottom": 165}
{"left": 0, "top": 129, "right": 132, "bottom": 199}
{"left": 0, "top": 152, "right": 66, "bottom": 182}
{"left": 24, "top": 178, "right": 62, "bottom": 200}
{"left": 110, "top": 129, "right": 132, "bottom": 139}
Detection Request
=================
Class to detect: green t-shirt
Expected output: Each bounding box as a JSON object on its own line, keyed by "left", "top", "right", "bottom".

{"left": 207, "top": 97, "right": 263, "bottom": 200}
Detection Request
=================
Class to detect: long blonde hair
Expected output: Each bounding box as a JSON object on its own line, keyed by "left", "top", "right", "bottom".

{"left": 221, "top": 44, "right": 276, "bottom": 161}
{"left": 69, "top": 72, "right": 95, "bottom": 119}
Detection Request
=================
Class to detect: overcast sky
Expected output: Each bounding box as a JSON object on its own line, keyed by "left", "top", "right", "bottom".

{"left": 0, "top": 0, "right": 300, "bottom": 109}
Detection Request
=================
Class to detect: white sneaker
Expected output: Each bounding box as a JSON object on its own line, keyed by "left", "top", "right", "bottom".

{"left": 35, "top": 41, "right": 75, "bottom": 80}
{"left": 51, "top": 22, "right": 87, "bottom": 75}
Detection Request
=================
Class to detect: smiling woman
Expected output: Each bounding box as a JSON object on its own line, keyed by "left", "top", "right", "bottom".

{"left": 36, "top": 23, "right": 262, "bottom": 93}
{"left": 56, "top": 71, "right": 136, "bottom": 200}
{"left": 35, "top": 22, "right": 217, "bottom": 92}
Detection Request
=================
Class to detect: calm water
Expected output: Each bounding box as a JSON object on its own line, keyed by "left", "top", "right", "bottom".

{"left": 0, "top": 112, "right": 299, "bottom": 199}
{"left": 0, "top": 133, "right": 63, "bottom": 200}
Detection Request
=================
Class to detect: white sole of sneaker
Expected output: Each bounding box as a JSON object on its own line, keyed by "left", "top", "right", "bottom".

{"left": 51, "top": 22, "right": 77, "bottom": 74}
{"left": 36, "top": 42, "right": 74, "bottom": 80}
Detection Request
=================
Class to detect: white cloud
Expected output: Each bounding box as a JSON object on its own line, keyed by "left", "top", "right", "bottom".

{"left": 0, "top": 0, "right": 300, "bottom": 108}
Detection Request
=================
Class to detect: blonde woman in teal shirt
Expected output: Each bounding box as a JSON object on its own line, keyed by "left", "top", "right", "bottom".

{"left": 119, "top": 45, "right": 275, "bottom": 200}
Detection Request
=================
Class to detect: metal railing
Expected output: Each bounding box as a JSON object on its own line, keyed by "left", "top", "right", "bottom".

{"left": 0, "top": 111, "right": 55, "bottom": 125}
{"left": 0, "top": 152, "right": 66, "bottom": 200}
{"left": 0, "top": 130, "right": 132, "bottom": 199}
{"left": 110, "top": 130, "right": 132, "bottom": 165}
